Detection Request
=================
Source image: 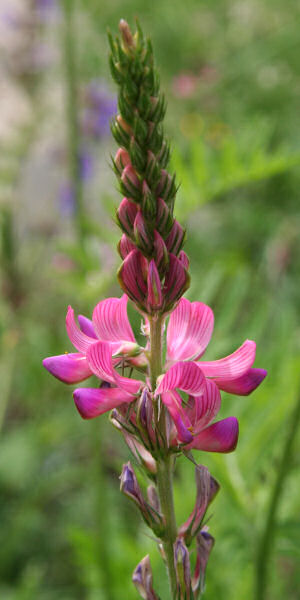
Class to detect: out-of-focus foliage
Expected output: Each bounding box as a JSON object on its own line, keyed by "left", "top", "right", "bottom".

{"left": 0, "top": 0, "right": 299, "bottom": 599}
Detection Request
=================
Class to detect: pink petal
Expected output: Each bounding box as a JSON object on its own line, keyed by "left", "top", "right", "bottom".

{"left": 167, "top": 298, "right": 214, "bottom": 363}
{"left": 78, "top": 315, "right": 97, "bottom": 338}
{"left": 186, "top": 417, "right": 239, "bottom": 453}
{"left": 186, "top": 380, "right": 221, "bottom": 433}
{"left": 155, "top": 362, "right": 206, "bottom": 396}
{"left": 86, "top": 341, "right": 141, "bottom": 395}
{"left": 73, "top": 386, "right": 134, "bottom": 419}
{"left": 162, "top": 391, "right": 193, "bottom": 443}
{"left": 216, "top": 368, "right": 267, "bottom": 395}
{"left": 199, "top": 340, "right": 256, "bottom": 380}
{"left": 66, "top": 306, "right": 96, "bottom": 353}
{"left": 43, "top": 353, "right": 92, "bottom": 384}
{"left": 92, "top": 295, "right": 135, "bottom": 344}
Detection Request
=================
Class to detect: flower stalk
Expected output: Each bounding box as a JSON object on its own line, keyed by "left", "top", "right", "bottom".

{"left": 43, "top": 17, "right": 267, "bottom": 600}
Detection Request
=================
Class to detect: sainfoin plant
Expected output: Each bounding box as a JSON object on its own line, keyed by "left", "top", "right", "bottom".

{"left": 43, "top": 20, "right": 267, "bottom": 599}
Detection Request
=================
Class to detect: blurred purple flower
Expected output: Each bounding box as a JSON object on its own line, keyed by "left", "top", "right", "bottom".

{"left": 59, "top": 150, "right": 93, "bottom": 217}
{"left": 81, "top": 80, "right": 117, "bottom": 139}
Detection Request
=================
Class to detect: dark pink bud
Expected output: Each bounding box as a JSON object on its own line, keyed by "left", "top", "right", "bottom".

{"left": 134, "top": 209, "right": 153, "bottom": 253}
{"left": 114, "top": 148, "right": 131, "bottom": 173}
{"left": 117, "top": 197, "right": 138, "bottom": 235}
{"left": 166, "top": 220, "right": 186, "bottom": 255}
{"left": 174, "top": 538, "right": 192, "bottom": 600}
{"left": 147, "top": 260, "right": 163, "bottom": 312}
{"left": 178, "top": 250, "right": 190, "bottom": 270}
{"left": 164, "top": 253, "right": 190, "bottom": 309}
{"left": 153, "top": 230, "right": 168, "bottom": 272}
{"left": 156, "top": 197, "right": 173, "bottom": 236}
{"left": 132, "top": 555, "right": 159, "bottom": 600}
{"left": 118, "top": 249, "right": 147, "bottom": 307}
{"left": 118, "top": 234, "right": 136, "bottom": 259}
{"left": 121, "top": 164, "right": 141, "bottom": 200}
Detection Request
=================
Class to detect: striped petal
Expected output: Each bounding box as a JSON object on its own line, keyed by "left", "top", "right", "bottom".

{"left": 162, "top": 391, "right": 193, "bottom": 443}
{"left": 66, "top": 306, "right": 96, "bottom": 353}
{"left": 216, "top": 367, "right": 267, "bottom": 395}
{"left": 186, "top": 417, "right": 239, "bottom": 453}
{"left": 155, "top": 362, "right": 206, "bottom": 396}
{"left": 199, "top": 340, "right": 256, "bottom": 381}
{"left": 73, "top": 387, "right": 134, "bottom": 419}
{"left": 86, "top": 341, "right": 141, "bottom": 395}
{"left": 78, "top": 315, "right": 97, "bottom": 338}
{"left": 43, "top": 353, "right": 92, "bottom": 384}
{"left": 92, "top": 295, "right": 135, "bottom": 343}
{"left": 186, "top": 379, "right": 221, "bottom": 433}
{"left": 167, "top": 298, "right": 214, "bottom": 363}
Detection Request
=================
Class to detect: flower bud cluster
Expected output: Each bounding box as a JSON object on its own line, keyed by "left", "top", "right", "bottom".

{"left": 109, "top": 20, "right": 190, "bottom": 315}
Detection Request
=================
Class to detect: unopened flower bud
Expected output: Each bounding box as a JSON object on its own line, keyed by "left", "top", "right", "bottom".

{"left": 156, "top": 197, "right": 173, "bottom": 237}
{"left": 116, "top": 115, "right": 132, "bottom": 134}
{"left": 114, "top": 148, "right": 131, "bottom": 174}
{"left": 118, "top": 234, "right": 136, "bottom": 259}
{"left": 156, "top": 169, "right": 176, "bottom": 203}
{"left": 174, "top": 538, "right": 192, "bottom": 600}
{"left": 157, "top": 140, "right": 170, "bottom": 168}
{"left": 118, "top": 249, "right": 147, "bottom": 308}
{"left": 141, "top": 180, "right": 156, "bottom": 222}
{"left": 124, "top": 431, "right": 157, "bottom": 475}
{"left": 145, "top": 150, "right": 161, "bottom": 185}
{"left": 153, "top": 230, "right": 169, "bottom": 272}
{"left": 137, "top": 388, "right": 153, "bottom": 432}
{"left": 117, "top": 197, "right": 138, "bottom": 236}
{"left": 121, "top": 164, "right": 141, "bottom": 201}
{"left": 164, "top": 253, "right": 190, "bottom": 310}
{"left": 134, "top": 209, "right": 153, "bottom": 253}
{"left": 132, "top": 555, "right": 159, "bottom": 600}
{"left": 178, "top": 250, "right": 189, "bottom": 270}
{"left": 130, "top": 135, "right": 146, "bottom": 171}
{"left": 166, "top": 220, "right": 186, "bottom": 256}
{"left": 147, "top": 260, "right": 163, "bottom": 312}
{"left": 119, "top": 19, "right": 135, "bottom": 51}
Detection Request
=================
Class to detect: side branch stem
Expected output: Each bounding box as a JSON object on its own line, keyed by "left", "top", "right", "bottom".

{"left": 149, "top": 316, "right": 178, "bottom": 599}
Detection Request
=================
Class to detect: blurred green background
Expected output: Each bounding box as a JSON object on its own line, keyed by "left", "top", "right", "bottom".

{"left": 0, "top": 0, "right": 299, "bottom": 598}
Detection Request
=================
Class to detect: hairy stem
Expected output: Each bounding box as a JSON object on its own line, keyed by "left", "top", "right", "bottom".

{"left": 149, "top": 316, "right": 178, "bottom": 599}
{"left": 256, "top": 387, "right": 300, "bottom": 600}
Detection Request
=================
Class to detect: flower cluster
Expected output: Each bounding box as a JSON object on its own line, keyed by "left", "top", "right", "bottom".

{"left": 43, "top": 20, "right": 267, "bottom": 599}
{"left": 43, "top": 294, "right": 266, "bottom": 453}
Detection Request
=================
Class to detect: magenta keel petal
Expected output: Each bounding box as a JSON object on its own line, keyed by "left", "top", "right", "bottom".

{"left": 74, "top": 387, "right": 134, "bottom": 419}
{"left": 187, "top": 417, "right": 239, "bottom": 453}
{"left": 78, "top": 315, "right": 97, "bottom": 338}
{"left": 216, "top": 368, "right": 267, "bottom": 395}
{"left": 43, "top": 353, "right": 92, "bottom": 384}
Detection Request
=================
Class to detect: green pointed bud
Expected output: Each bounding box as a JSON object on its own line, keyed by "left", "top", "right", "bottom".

{"left": 147, "top": 121, "right": 164, "bottom": 154}
{"left": 130, "top": 136, "right": 146, "bottom": 171}
{"left": 119, "top": 19, "right": 135, "bottom": 52}
{"left": 133, "top": 111, "right": 148, "bottom": 144}
{"left": 145, "top": 151, "right": 161, "bottom": 187}
{"left": 142, "top": 180, "right": 156, "bottom": 222}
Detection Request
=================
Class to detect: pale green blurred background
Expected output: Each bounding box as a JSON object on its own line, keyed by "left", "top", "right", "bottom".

{"left": 0, "top": 0, "right": 299, "bottom": 598}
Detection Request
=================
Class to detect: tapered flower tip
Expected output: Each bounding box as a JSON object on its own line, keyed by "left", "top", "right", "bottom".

{"left": 132, "top": 555, "right": 159, "bottom": 600}
{"left": 73, "top": 386, "right": 134, "bottom": 419}
{"left": 43, "top": 353, "right": 92, "bottom": 384}
{"left": 216, "top": 367, "right": 267, "bottom": 395}
{"left": 188, "top": 417, "right": 239, "bottom": 453}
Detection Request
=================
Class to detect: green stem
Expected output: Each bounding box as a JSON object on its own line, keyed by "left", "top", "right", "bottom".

{"left": 92, "top": 420, "right": 115, "bottom": 600}
{"left": 62, "top": 0, "right": 85, "bottom": 246}
{"left": 149, "top": 316, "right": 178, "bottom": 599}
{"left": 255, "top": 388, "right": 300, "bottom": 600}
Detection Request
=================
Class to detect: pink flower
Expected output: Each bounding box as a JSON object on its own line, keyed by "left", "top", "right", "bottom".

{"left": 43, "top": 295, "right": 266, "bottom": 453}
